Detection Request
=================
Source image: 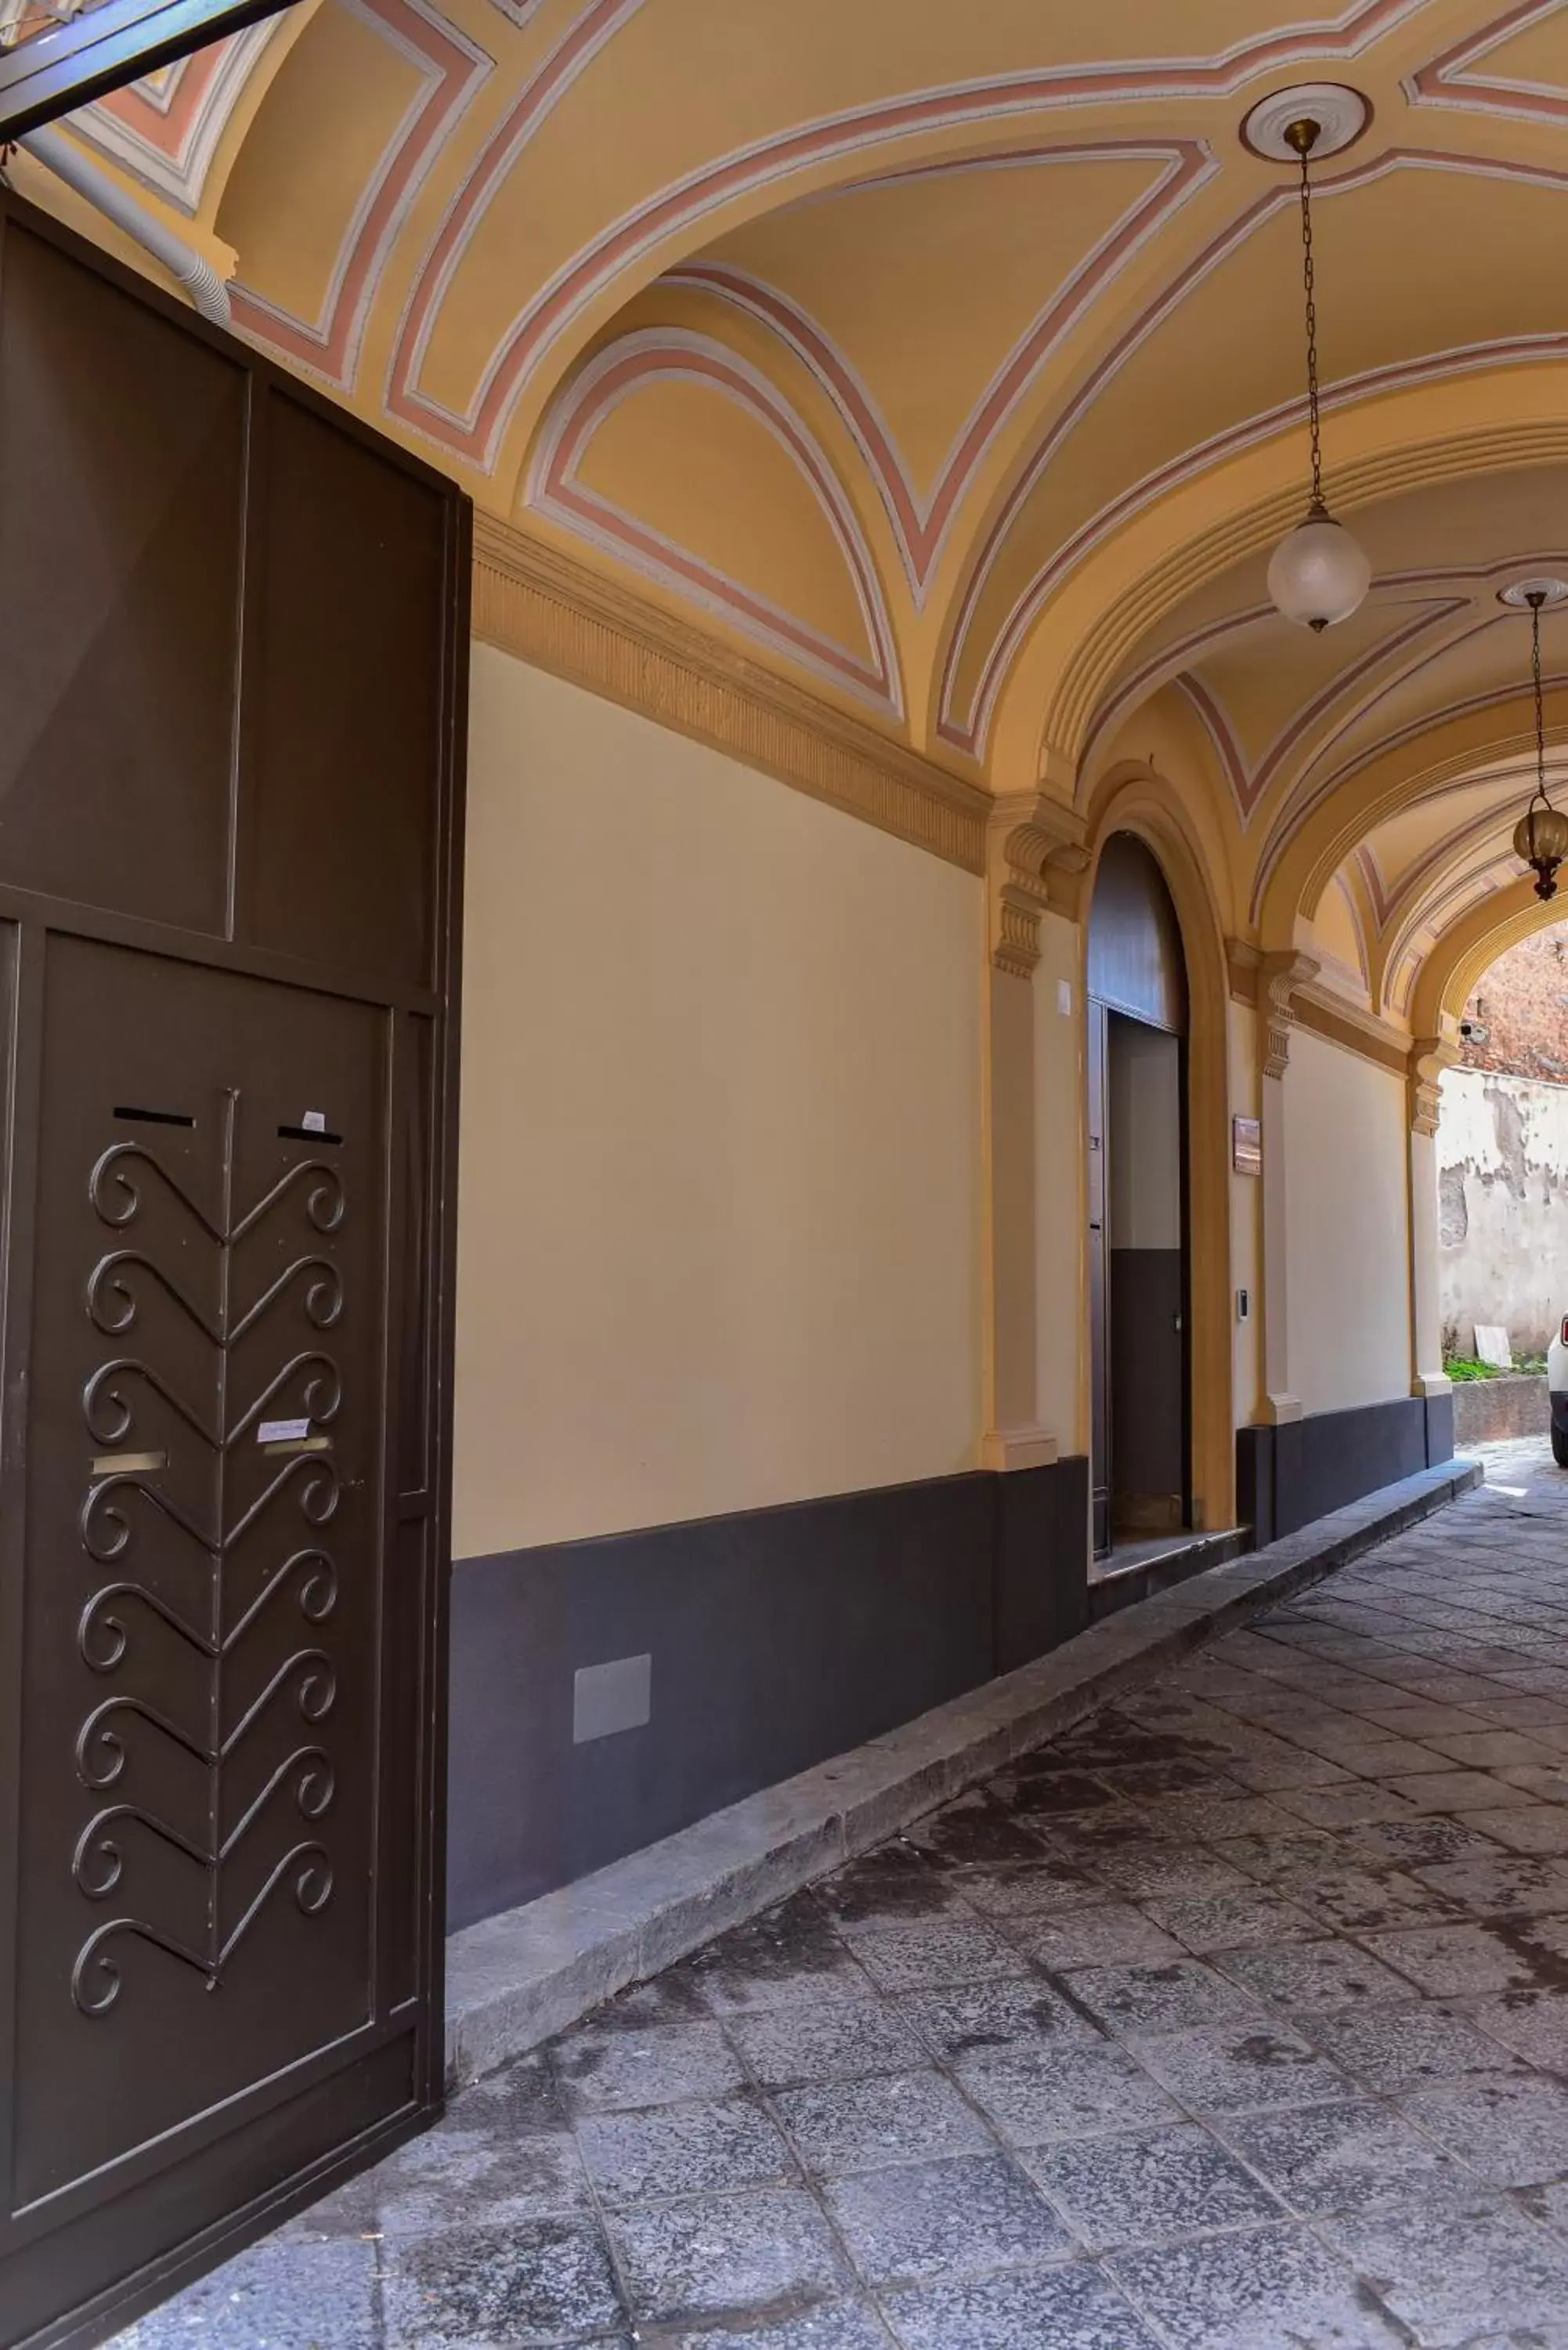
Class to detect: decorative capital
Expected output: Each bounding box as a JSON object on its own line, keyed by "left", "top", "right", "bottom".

{"left": 1258, "top": 950, "right": 1321, "bottom": 1079}
{"left": 986, "top": 794, "right": 1089, "bottom": 974}
{"left": 1408, "top": 1032, "right": 1461, "bottom": 1137}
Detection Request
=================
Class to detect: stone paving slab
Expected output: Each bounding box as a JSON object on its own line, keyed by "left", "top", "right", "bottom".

{"left": 447, "top": 1455, "right": 1480, "bottom": 2088}
{"left": 124, "top": 1439, "right": 1568, "bottom": 2350}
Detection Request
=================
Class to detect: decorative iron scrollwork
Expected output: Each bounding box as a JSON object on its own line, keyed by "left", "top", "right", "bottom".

{"left": 70, "top": 1093, "right": 345, "bottom": 2015}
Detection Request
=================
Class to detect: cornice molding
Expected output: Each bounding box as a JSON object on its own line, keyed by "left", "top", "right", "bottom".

{"left": 1230, "top": 943, "right": 1409, "bottom": 1080}
{"left": 1293, "top": 985, "right": 1410, "bottom": 1078}
{"left": 471, "top": 514, "right": 988, "bottom": 874}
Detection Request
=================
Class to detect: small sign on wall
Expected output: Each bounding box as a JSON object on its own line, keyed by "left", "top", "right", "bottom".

{"left": 1232, "top": 1115, "right": 1262, "bottom": 1176}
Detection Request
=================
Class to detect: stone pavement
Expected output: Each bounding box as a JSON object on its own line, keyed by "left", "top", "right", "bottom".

{"left": 121, "top": 1440, "right": 1568, "bottom": 2349}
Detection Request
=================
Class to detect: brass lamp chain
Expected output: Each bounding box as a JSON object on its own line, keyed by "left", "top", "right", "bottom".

{"left": 1289, "top": 120, "right": 1326, "bottom": 514}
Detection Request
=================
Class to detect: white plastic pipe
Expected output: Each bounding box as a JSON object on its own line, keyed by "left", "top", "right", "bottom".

{"left": 19, "top": 122, "right": 231, "bottom": 327}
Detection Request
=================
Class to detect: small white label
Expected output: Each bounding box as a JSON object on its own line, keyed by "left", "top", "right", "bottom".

{"left": 302, "top": 1111, "right": 327, "bottom": 1133}
{"left": 1057, "top": 978, "right": 1073, "bottom": 1017}
{"left": 258, "top": 1417, "right": 311, "bottom": 1444}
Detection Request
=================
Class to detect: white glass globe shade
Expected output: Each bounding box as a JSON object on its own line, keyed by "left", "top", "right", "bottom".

{"left": 1266, "top": 513, "right": 1372, "bottom": 631}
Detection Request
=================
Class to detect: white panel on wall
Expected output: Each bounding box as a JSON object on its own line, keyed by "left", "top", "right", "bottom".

{"left": 453, "top": 647, "right": 985, "bottom": 1556}
{"left": 1284, "top": 1026, "right": 1411, "bottom": 1416}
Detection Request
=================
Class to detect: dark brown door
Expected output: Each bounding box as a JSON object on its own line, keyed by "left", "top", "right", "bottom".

{"left": 0, "top": 193, "right": 466, "bottom": 2348}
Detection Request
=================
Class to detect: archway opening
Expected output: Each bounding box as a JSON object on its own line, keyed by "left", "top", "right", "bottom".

{"left": 1087, "top": 833, "right": 1190, "bottom": 1560}
{"left": 1436, "top": 921, "right": 1568, "bottom": 1460}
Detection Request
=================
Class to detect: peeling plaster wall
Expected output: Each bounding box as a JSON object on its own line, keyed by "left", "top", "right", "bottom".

{"left": 1437, "top": 1067, "right": 1568, "bottom": 1359}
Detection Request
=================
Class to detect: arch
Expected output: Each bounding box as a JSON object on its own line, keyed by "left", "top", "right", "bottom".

{"left": 383, "top": 0, "right": 1416, "bottom": 472}
{"left": 1087, "top": 831, "right": 1187, "bottom": 1032}
{"left": 1078, "top": 765, "right": 1235, "bottom": 1538}
{"left": 945, "top": 134, "right": 1568, "bottom": 770}
{"left": 979, "top": 360, "right": 1568, "bottom": 788}
{"left": 70, "top": 13, "right": 298, "bottom": 215}
{"left": 219, "top": 0, "right": 492, "bottom": 392}
{"left": 1252, "top": 704, "right": 1568, "bottom": 956}
{"left": 1408, "top": 878, "right": 1563, "bottom": 1043}
{"left": 661, "top": 138, "right": 1212, "bottom": 609}
{"left": 526, "top": 328, "right": 902, "bottom": 712}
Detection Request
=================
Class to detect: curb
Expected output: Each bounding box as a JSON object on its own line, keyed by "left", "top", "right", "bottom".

{"left": 445, "top": 1453, "right": 1481, "bottom": 2087}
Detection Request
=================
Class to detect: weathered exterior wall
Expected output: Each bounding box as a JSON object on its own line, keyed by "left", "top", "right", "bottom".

{"left": 1438, "top": 1067, "right": 1568, "bottom": 1358}
{"left": 1451, "top": 1374, "right": 1551, "bottom": 1448}
{"left": 1460, "top": 924, "right": 1568, "bottom": 1081}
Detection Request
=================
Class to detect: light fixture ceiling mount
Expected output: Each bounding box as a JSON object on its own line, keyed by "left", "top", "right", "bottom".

{"left": 1243, "top": 83, "right": 1373, "bottom": 633}
{"left": 1239, "top": 82, "right": 1371, "bottom": 163}
{"left": 1498, "top": 577, "right": 1568, "bottom": 612}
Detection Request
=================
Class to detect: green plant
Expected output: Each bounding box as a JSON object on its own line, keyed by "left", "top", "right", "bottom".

{"left": 1444, "top": 1355, "right": 1500, "bottom": 1380}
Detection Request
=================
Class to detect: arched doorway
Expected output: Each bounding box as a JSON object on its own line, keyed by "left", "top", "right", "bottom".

{"left": 1087, "top": 833, "right": 1190, "bottom": 1560}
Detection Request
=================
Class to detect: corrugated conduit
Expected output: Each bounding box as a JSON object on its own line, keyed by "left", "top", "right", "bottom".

{"left": 18, "top": 122, "right": 231, "bottom": 327}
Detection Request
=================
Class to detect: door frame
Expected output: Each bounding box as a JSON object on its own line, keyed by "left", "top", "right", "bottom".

{"left": 1078, "top": 774, "right": 1237, "bottom": 1548}
{"left": 0, "top": 189, "right": 469, "bottom": 2350}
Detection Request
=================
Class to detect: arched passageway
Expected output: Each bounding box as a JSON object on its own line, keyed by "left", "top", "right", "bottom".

{"left": 19, "top": 3, "right": 1568, "bottom": 2340}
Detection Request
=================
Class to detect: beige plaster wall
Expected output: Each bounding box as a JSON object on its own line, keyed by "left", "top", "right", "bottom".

{"left": 1033, "top": 913, "right": 1084, "bottom": 1454}
{"left": 1284, "top": 1028, "right": 1412, "bottom": 1415}
{"left": 454, "top": 647, "right": 985, "bottom": 1557}
{"left": 1437, "top": 1065, "right": 1568, "bottom": 1359}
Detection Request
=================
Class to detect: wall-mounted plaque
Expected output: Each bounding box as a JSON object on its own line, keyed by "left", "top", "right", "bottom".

{"left": 1232, "top": 1115, "right": 1262, "bottom": 1176}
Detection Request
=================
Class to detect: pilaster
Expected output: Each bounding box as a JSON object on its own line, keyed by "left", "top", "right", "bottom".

{"left": 980, "top": 795, "right": 1084, "bottom": 1469}
{"left": 1408, "top": 1028, "right": 1461, "bottom": 1397}
{"left": 1255, "top": 950, "right": 1320, "bottom": 1425}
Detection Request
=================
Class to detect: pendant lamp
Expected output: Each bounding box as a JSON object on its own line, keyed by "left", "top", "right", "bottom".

{"left": 1242, "top": 85, "right": 1373, "bottom": 631}
{"left": 1501, "top": 580, "right": 1568, "bottom": 903}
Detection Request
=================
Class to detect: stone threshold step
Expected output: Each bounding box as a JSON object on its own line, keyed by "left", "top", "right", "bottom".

{"left": 1088, "top": 1524, "right": 1248, "bottom": 1618}
{"left": 445, "top": 1453, "right": 1481, "bottom": 2088}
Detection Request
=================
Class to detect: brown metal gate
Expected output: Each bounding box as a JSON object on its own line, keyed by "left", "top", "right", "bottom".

{"left": 0, "top": 191, "right": 467, "bottom": 2348}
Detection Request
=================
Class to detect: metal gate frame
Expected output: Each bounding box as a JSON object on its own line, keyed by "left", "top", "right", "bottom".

{"left": 0, "top": 189, "right": 468, "bottom": 2350}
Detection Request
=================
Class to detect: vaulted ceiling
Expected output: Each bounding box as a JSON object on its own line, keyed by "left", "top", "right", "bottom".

{"left": 25, "top": 0, "right": 1568, "bottom": 1027}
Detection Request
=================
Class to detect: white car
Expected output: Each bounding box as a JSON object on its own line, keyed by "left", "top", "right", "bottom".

{"left": 1550, "top": 1319, "right": 1568, "bottom": 1466}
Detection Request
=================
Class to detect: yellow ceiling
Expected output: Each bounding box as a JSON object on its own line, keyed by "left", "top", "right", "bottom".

{"left": 28, "top": 0, "right": 1568, "bottom": 1026}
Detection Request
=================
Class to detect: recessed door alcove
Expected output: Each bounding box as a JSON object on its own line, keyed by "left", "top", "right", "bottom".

{"left": 1086, "top": 832, "right": 1190, "bottom": 1561}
